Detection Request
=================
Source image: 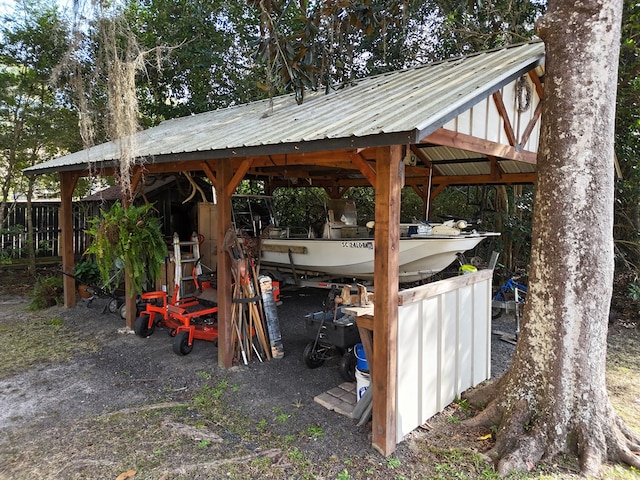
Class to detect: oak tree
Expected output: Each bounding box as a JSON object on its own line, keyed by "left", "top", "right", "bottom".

{"left": 464, "top": 0, "right": 640, "bottom": 475}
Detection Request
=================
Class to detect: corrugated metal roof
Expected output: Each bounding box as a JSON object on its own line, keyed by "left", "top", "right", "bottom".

{"left": 25, "top": 41, "right": 544, "bottom": 176}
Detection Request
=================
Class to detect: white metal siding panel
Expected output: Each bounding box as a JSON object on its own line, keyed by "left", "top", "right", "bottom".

{"left": 440, "top": 290, "right": 458, "bottom": 409}
{"left": 396, "top": 272, "right": 493, "bottom": 442}
{"left": 473, "top": 281, "right": 492, "bottom": 384}
{"left": 396, "top": 301, "right": 425, "bottom": 437}
{"left": 458, "top": 285, "right": 474, "bottom": 393}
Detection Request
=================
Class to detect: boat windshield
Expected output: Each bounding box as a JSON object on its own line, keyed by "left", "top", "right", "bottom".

{"left": 232, "top": 195, "right": 276, "bottom": 236}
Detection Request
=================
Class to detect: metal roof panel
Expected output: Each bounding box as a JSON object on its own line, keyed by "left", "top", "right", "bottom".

{"left": 25, "top": 41, "right": 544, "bottom": 175}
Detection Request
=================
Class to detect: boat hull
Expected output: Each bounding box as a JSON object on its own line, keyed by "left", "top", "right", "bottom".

{"left": 257, "top": 233, "right": 495, "bottom": 283}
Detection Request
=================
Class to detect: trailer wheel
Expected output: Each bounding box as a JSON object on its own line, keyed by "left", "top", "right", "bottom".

{"left": 134, "top": 314, "right": 155, "bottom": 337}
{"left": 302, "top": 342, "right": 324, "bottom": 368}
{"left": 339, "top": 350, "right": 357, "bottom": 382}
{"left": 173, "top": 331, "right": 193, "bottom": 355}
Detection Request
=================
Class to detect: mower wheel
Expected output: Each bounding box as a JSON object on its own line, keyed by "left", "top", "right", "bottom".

{"left": 107, "top": 297, "right": 120, "bottom": 314}
{"left": 173, "top": 331, "right": 193, "bottom": 355}
{"left": 302, "top": 341, "right": 325, "bottom": 369}
{"left": 135, "top": 314, "right": 155, "bottom": 337}
{"left": 339, "top": 350, "right": 357, "bottom": 382}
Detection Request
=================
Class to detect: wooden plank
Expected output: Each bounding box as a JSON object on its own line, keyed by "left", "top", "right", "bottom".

{"left": 59, "top": 172, "right": 79, "bottom": 308}
{"left": 371, "top": 145, "right": 401, "bottom": 456}
{"left": 216, "top": 160, "right": 234, "bottom": 368}
{"left": 492, "top": 91, "right": 517, "bottom": 146}
{"left": 198, "top": 203, "right": 218, "bottom": 271}
{"left": 423, "top": 128, "right": 538, "bottom": 164}
{"left": 260, "top": 244, "right": 307, "bottom": 254}
{"left": 398, "top": 269, "right": 493, "bottom": 305}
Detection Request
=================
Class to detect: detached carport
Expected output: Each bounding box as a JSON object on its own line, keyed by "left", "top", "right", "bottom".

{"left": 25, "top": 41, "right": 544, "bottom": 455}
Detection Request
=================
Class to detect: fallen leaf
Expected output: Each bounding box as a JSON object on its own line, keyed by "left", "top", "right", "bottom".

{"left": 115, "top": 470, "right": 136, "bottom": 480}
{"left": 477, "top": 433, "right": 492, "bottom": 441}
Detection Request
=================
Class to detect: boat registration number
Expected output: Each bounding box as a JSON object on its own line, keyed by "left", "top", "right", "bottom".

{"left": 341, "top": 241, "right": 373, "bottom": 249}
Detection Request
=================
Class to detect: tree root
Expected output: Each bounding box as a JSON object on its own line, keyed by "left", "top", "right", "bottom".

{"left": 462, "top": 376, "right": 504, "bottom": 409}
{"left": 465, "top": 393, "right": 640, "bottom": 477}
{"left": 604, "top": 414, "right": 640, "bottom": 471}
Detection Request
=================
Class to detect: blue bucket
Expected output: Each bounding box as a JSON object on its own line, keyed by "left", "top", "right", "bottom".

{"left": 354, "top": 343, "right": 369, "bottom": 372}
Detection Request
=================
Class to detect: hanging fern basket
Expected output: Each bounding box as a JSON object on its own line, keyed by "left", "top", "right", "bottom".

{"left": 86, "top": 201, "right": 168, "bottom": 296}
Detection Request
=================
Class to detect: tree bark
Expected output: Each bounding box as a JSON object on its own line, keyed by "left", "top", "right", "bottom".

{"left": 463, "top": 0, "right": 640, "bottom": 476}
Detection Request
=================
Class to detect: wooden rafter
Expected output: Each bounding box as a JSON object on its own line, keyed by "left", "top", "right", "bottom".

{"left": 349, "top": 152, "right": 377, "bottom": 186}
{"left": 199, "top": 161, "right": 218, "bottom": 189}
{"left": 423, "top": 128, "right": 537, "bottom": 165}
{"left": 520, "top": 100, "right": 543, "bottom": 147}
{"left": 492, "top": 91, "right": 517, "bottom": 146}
{"left": 226, "top": 157, "right": 254, "bottom": 197}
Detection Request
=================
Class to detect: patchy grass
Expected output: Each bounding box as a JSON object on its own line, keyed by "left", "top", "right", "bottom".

{"left": 0, "top": 283, "right": 638, "bottom": 479}
{"left": 607, "top": 323, "right": 640, "bottom": 434}
{"left": 0, "top": 304, "right": 99, "bottom": 379}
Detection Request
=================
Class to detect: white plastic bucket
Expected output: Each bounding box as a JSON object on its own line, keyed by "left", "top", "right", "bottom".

{"left": 355, "top": 368, "right": 370, "bottom": 402}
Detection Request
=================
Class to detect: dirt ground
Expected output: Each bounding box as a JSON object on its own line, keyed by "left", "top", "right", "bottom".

{"left": 0, "top": 267, "right": 638, "bottom": 480}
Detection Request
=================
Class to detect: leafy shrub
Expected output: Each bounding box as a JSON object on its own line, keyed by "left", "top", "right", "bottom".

{"left": 29, "top": 275, "right": 63, "bottom": 310}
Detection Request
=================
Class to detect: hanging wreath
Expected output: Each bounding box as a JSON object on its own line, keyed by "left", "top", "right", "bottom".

{"left": 516, "top": 76, "right": 532, "bottom": 113}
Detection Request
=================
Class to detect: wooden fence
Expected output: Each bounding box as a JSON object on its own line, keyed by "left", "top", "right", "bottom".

{"left": 1, "top": 202, "right": 92, "bottom": 259}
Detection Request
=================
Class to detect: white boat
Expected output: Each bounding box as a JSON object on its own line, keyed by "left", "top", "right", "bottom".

{"left": 257, "top": 230, "right": 497, "bottom": 283}
{"left": 233, "top": 196, "right": 498, "bottom": 283}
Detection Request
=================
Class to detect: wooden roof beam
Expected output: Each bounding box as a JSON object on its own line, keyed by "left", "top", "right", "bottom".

{"left": 428, "top": 172, "right": 537, "bottom": 187}
{"left": 492, "top": 91, "right": 517, "bottom": 147}
{"left": 226, "top": 158, "right": 254, "bottom": 197}
{"left": 422, "top": 128, "right": 538, "bottom": 165}
{"left": 349, "top": 152, "right": 377, "bottom": 187}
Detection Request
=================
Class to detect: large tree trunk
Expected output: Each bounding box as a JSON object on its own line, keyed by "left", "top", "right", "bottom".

{"left": 463, "top": 0, "right": 640, "bottom": 476}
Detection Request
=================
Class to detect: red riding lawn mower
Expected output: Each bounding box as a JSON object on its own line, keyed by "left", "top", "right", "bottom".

{"left": 134, "top": 261, "right": 219, "bottom": 355}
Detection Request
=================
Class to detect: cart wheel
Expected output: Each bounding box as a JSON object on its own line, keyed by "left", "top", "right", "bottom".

{"left": 168, "top": 328, "right": 177, "bottom": 337}
{"left": 134, "top": 314, "right": 155, "bottom": 337}
{"left": 173, "top": 331, "right": 193, "bottom": 355}
{"left": 119, "top": 303, "right": 127, "bottom": 320}
{"left": 302, "top": 341, "right": 325, "bottom": 369}
{"left": 107, "top": 297, "right": 120, "bottom": 314}
{"left": 339, "top": 350, "right": 357, "bottom": 382}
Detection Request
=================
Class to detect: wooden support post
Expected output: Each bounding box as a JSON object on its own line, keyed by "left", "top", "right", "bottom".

{"left": 216, "top": 160, "right": 234, "bottom": 368}
{"left": 123, "top": 180, "right": 136, "bottom": 330}
{"left": 372, "top": 145, "right": 402, "bottom": 456}
{"left": 60, "top": 172, "right": 79, "bottom": 308}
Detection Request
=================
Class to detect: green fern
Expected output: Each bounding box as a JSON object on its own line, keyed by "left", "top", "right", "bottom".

{"left": 86, "top": 201, "right": 168, "bottom": 296}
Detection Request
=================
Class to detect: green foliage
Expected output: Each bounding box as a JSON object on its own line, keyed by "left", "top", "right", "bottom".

{"left": 614, "top": 0, "right": 640, "bottom": 272}
{"left": 74, "top": 260, "right": 101, "bottom": 285}
{"left": 304, "top": 424, "right": 324, "bottom": 439}
{"left": 386, "top": 457, "right": 401, "bottom": 469}
{"left": 627, "top": 280, "right": 640, "bottom": 305}
{"left": 127, "top": 0, "right": 264, "bottom": 123}
{"left": 433, "top": 0, "right": 544, "bottom": 56}
{"left": 335, "top": 469, "right": 351, "bottom": 480}
{"left": 28, "top": 275, "right": 63, "bottom": 310}
{"left": 0, "top": 1, "right": 80, "bottom": 227}
{"left": 85, "top": 201, "right": 167, "bottom": 296}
